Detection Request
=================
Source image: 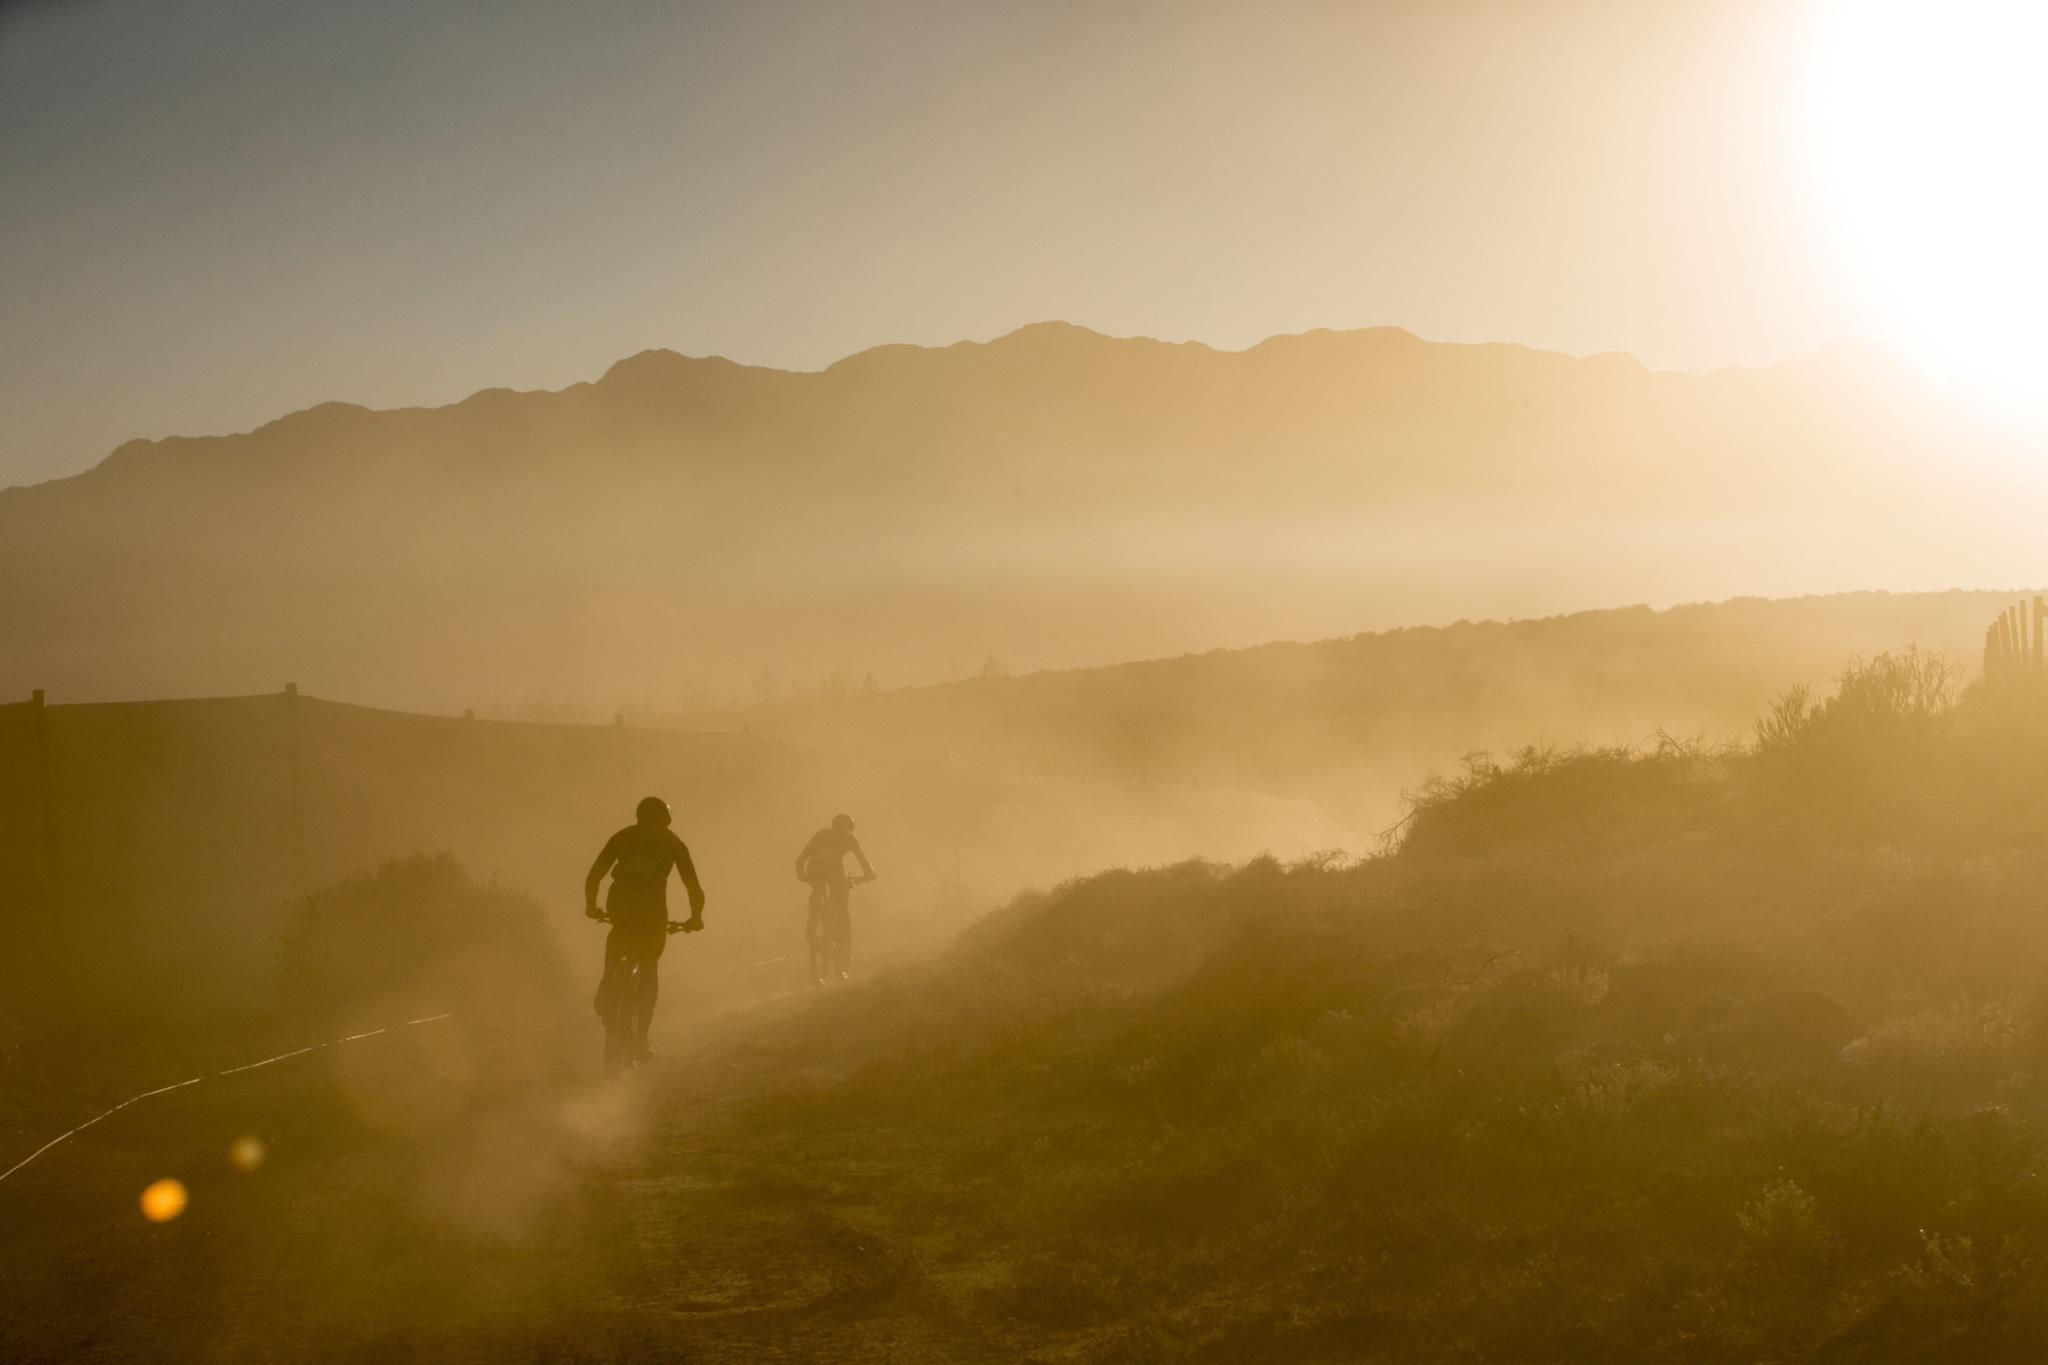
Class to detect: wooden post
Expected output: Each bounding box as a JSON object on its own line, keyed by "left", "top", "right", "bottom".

{"left": 284, "top": 683, "right": 305, "bottom": 893}
{"left": 30, "top": 690, "right": 58, "bottom": 923}
{"left": 2034, "top": 596, "right": 2044, "bottom": 679}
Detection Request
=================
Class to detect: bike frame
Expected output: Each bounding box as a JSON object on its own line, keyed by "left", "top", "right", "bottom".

{"left": 805, "top": 874, "right": 870, "bottom": 986}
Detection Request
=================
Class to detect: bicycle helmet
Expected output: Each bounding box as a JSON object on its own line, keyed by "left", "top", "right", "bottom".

{"left": 832, "top": 813, "right": 855, "bottom": 832}
{"left": 636, "top": 796, "right": 672, "bottom": 826}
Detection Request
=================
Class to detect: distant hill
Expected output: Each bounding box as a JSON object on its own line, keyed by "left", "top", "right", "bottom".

{"left": 666, "top": 589, "right": 2030, "bottom": 831}
{"left": 2, "top": 323, "right": 2039, "bottom": 710}
{"left": 0, "top": 691, "right": 1353, "bottom": 1019}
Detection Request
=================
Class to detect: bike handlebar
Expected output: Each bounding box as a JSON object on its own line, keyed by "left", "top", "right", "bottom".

{"left": 587, "top": 909, "right": 703, "bottom": 934}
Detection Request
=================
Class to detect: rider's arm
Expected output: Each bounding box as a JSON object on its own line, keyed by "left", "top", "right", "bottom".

{"left": 584, "top": 835, "right": 621, "bottom": 917}
{"left": 850, "top": 836, "right": 875, "bottom": 879}
{"left": 673, "top": 838, "right": 707, "bottom": 921}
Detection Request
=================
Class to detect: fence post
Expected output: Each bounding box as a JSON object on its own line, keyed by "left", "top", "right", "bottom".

{"left": 30, "top": 690, "right": 58, "bottom": 924}
{"left": 2023, "top": 597, "right": 2039, "bottom": 683}
{"left": 284, "top": 683, "right": 305, "bottom": 893}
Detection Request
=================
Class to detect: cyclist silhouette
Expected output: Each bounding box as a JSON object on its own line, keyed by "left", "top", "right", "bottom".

{"left": 796, "top": 814, "right": 874, "bottom": 984}
{"left": 585, "top": 796, "right": 704, "bottom": 1068}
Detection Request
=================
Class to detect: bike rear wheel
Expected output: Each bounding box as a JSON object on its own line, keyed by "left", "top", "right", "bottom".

{"left": 819, "top": 896, "right": 852, "bottom": 983}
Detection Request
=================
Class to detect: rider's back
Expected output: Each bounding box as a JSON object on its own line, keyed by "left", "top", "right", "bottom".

{"left": 799, "top": 827, "right": 860, "bottom": 882}
{"left": 601, "top": 823, "right": 695, "bottom": 919}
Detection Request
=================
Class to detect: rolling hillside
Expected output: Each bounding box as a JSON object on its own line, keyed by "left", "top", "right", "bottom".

{"left": 3, "top": 588, "right": 2025, "bottom": 1019}
{"left": 658, "top": 588, "right": 2027, "bottom": 830}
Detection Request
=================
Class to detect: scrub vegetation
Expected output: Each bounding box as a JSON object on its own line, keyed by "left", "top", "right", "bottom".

{"left": 712, "top": 651, "right": 2048, "bottom": 1362}
{"left": 274, "top": 852, "right": 570, "bottom": 1029}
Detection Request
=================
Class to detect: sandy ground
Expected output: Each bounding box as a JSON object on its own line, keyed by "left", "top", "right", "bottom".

{"left": 0, "top": 994, "right": 1005, "bottom": 1363}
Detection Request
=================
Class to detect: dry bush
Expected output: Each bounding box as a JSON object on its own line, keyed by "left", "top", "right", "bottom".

{"left": 274, "top": 852, "right": 568, "bottom": 1030}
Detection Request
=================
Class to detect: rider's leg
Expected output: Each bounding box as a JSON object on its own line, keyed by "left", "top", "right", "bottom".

{"left": 600, "top": 962, "right": 625, "bottom": 1074}
{"left": 596, "top": 925, "right": 631, "bottom": 1021}
{"left": 633, "top": 956, "right": 660, "bottom": 1056}
{"left": 827, "top": 880, "right": 853, "bottom": 977}
{"left": 621, "top": 919, "right": 667, "bottom": 1060}
{"left": 806, "top": 880, "right": 829, "bottom": 983}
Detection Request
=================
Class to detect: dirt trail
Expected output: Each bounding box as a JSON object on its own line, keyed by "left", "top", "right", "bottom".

{"left": 0, "top": 997, "right": 998, "bottom": 1363}
{"left": 582, "top": 1019, "right": 1005, "bottom": 1364}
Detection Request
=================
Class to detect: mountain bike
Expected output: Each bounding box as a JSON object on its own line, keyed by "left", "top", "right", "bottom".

{"left": 592, "top": 913, "right": 693, "bottom": 1074}
{"left": 807, "top": 874, "right": 874, "bottom": 986}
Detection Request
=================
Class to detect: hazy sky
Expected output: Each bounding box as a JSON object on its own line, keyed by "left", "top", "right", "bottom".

{"left": 0, "top": 0, "right": 1850, "bottom": 487}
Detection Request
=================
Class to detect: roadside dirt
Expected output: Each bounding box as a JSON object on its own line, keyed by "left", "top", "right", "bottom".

{"left": 0, "top": 996, "right": 1006, "bottom": 1363}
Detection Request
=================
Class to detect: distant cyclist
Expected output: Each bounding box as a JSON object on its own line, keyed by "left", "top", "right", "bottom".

{"left": 585, "top": 796, "right": 705, "bottom": 1066}
{"left": 796, "top": 814, "right": 875, "bottom": 984}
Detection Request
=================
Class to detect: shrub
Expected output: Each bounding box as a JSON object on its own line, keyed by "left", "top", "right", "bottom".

{"left": 1398, "top": 738, "right": 1730, "bottom": 860}
{"left": 274, "top": 852, "right": 567, "bottom": 1028}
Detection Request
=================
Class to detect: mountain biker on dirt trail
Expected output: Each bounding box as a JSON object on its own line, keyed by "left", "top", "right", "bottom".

{"left": 585, "top": 796, "right": 704, "bottom": 1064}
{"left": 796, "top": 814, "right": 875, "bottom": 983}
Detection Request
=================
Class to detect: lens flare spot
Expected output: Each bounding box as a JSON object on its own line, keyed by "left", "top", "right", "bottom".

{"left": 229, "top": 1136, "right": 266, "bottom": 1171}
{"left": 140, "top": 1178, "right": 188, "bottom": 1222}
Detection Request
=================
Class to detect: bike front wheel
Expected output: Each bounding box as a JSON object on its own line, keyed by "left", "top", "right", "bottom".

{"left": 602, "top": 958, "right": 652, "bottom": 1073}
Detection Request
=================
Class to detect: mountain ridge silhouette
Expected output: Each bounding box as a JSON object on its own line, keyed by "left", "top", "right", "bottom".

{"left": 0, "top": 321, "right": 2031, "bottom": 709}
{"left": 0, "top": 321, "right": 1912, "bottom": 497}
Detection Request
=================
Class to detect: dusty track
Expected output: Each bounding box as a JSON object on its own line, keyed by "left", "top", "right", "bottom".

{"left": 0, "top": 998, "right": 1002, "bottom": 1363}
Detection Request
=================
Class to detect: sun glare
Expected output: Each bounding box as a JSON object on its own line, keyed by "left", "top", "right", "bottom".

{"left": 1815, "top": 0, "right": 2048, "bottom": 401}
